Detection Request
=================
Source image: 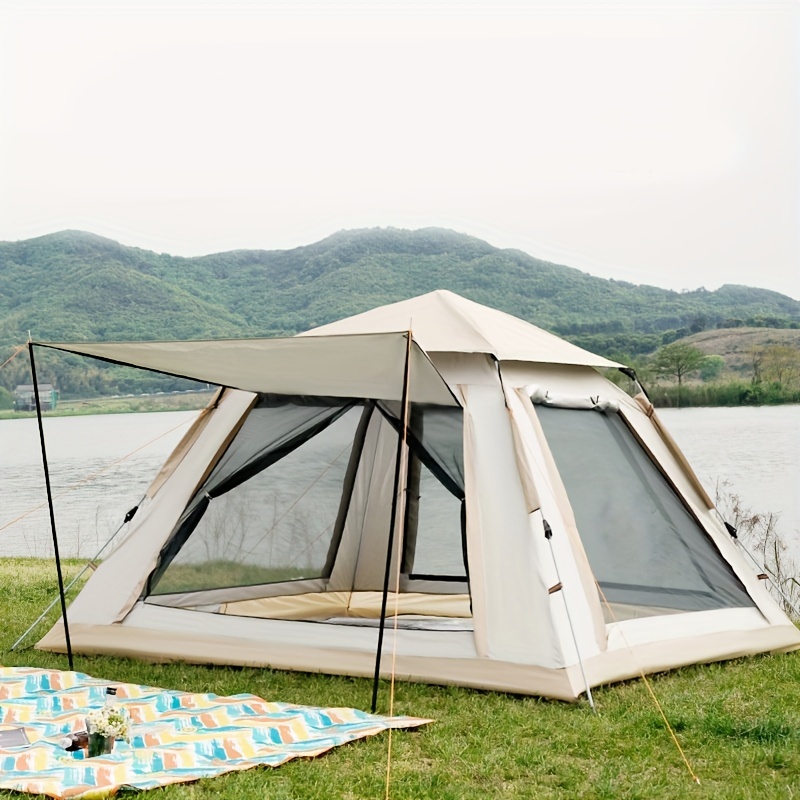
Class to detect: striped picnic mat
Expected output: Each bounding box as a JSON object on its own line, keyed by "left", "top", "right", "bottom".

{"left": 0, "top": 666, "right": 428, "bottom": 798}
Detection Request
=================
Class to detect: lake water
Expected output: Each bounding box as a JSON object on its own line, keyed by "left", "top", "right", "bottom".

{"left": 0, "top": 405, "right": 798, "bottom": 559}
{"left": 660, "top": 406, "right": 800, "bottom": 541}
{"left": 0, "top": 412, "right": 197, "bottom": 558}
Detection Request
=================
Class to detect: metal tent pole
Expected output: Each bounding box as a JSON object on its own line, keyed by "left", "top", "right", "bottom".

{"left": 28, "top": 342, "right": 74, "bottom": 671}
{"left": 371, "top": 331, "right": 413, "bottom": 714}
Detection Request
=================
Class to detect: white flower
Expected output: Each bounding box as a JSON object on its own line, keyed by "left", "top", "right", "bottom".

{"left": 86, "top": 706, "right": 131, "bottom": 741}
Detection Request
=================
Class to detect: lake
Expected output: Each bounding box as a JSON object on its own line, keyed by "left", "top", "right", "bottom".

{"left": 0, "top": 405, "right": 798, "bottom": 559}
{"left": 660, "top": 405, "right": 800, "bottom": 542}
{"left": 0, "top": 411, "right": 197, "bottom": 558}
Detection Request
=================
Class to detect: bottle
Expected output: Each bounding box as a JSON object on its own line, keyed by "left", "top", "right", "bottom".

{"left": 59, "top": 730, "right": 89, "bottom": 751}
{"left": 104, "top": 687, "right": 118, "bottom": 707}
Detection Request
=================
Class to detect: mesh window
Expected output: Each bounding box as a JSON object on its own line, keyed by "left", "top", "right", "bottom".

{"left": 401, "top": 405, "right": 467, "bottom": 582}
{"left": 405, "top": 458, "right": 466, "bottom": 580}
{"left": 150, "top": 403, "right": 362, "bottom": 595}
{"left": 535, "top": 405, "right": 754, "bottom": 616}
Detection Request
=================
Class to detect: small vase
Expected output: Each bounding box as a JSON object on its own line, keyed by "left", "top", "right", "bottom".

{"left": 88, "top": 732, "right": 115, "bottom": 757}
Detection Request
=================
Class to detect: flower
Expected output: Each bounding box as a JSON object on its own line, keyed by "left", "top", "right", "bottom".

{"left": 86, "top": 706, "right": 131, "bottom": 741}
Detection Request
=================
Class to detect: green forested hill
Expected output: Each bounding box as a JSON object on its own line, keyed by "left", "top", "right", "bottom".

{"left": 0, "top": 231, "right": 248, "bottom": 342}
{"left": 1, "top": 227, "right": 798, "bottom": 396}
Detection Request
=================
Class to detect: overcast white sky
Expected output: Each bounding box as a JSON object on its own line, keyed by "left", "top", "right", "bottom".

{"left": 1, "top": 1, "right": 798, "bottom": 298}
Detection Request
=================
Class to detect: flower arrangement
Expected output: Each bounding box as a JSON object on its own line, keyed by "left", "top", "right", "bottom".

{"left": 86, "top": 706, "right": 131, "bottom": 742}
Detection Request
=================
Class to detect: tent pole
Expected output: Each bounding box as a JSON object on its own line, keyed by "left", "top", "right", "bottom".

{"left": 371, "top": 331, "right": 413, "bottom": 714}
{"left": 543, "top": 519, "right": 595, "bottom": 711}
{"left": 28, "top": 343, "right": 74, "bottom": 671}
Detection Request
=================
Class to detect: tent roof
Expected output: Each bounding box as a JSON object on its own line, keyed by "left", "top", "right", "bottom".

{"left": 301, "top": 290, "right": 622, "bottom": 369}
{"left": 33, "top": 333, "right": 458, "bottom": 406}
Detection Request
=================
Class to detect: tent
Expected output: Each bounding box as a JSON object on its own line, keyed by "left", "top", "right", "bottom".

{"left": 36, "top": 290, "right": 800, "bottom": 702}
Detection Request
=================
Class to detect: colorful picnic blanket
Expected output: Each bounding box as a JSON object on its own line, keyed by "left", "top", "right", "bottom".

{"left": 0, "top": 667, "right": 429, "bottom": 798}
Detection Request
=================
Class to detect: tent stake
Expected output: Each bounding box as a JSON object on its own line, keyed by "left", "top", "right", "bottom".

{"left": 29, "top": 342, "right": 74, "bottom": 671}
{"left": 371, "top": 331, "right": 413, "bottom": 714}
{"left": 544, "top": 519, "right": 595, "bottom": 711}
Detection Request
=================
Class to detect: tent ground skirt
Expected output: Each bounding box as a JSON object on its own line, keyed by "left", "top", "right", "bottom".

{"left": 38, "top": 611, "right": 800, "bottom": 702}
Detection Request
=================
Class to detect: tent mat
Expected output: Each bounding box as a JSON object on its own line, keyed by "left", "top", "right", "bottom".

{"left": 0, "top": 666, "right": 429, "bottom": 799}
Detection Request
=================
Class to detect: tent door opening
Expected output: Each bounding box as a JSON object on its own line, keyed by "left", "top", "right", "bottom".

{"left": 143, "top": 395, "right": 469, "bottom": 627}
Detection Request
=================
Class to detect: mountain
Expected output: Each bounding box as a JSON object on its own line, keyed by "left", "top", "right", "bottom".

{"left": 1, "top": 227, "right": 798, "bottom": 355}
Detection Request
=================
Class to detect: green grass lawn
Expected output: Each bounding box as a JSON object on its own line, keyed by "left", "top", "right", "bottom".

{"left": 3, "top": 557, "right": 800, "bottom": 799}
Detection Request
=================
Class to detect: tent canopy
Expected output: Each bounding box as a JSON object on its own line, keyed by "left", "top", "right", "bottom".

{"left": 302, "top": 290, "right": 623, "bottom": 368}
{"left": 33, "top": 332, "right": 458, "bottom": 407}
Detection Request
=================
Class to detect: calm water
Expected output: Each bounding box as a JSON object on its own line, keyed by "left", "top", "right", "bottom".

{"left": 0, "top": 405, "right": 797, "bottom": 559}
{"left": 0, "top": 412, "right": 197, "bottom": 558}
{"left": 660, "top": 406, "right": 800, "bottom": 540}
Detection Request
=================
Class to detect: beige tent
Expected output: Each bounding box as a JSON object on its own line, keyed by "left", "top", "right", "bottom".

{"left": 37, "top": 291, "right": 800, "bottom": 701}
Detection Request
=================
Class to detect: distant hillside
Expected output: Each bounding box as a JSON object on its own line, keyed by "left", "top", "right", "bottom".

{"left": 1, "top": 227, "right": 798, "bottom": 362}
{"left": 685, "top": 328, "right": 800, "bottom": 375}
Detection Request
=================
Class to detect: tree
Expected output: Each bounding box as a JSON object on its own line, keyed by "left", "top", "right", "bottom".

{"left": 652, "top": 342, "right": 707, "bottom": 406}
{"left": 762, "top": 344, "right": 800, "bottom": 387}
{"left": 690, "top": 315, "right": 708, "bottom": 333}
{"left": 700, "top": 354, "right": 725, "bottom": 382}
{"left": 748, "top": 345, "right": 765, "bottom": 385}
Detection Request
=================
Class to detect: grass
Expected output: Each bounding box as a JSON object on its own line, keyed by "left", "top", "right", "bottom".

{"left": 3, "top": 557, "right": 800, "bottom": 799}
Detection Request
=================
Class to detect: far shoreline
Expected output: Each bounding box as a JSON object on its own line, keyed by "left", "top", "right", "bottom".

{"left": 0, "top": 391, "right": 216, "bottom": 420}
{"left": 4, "top": 373, "right": 800, "bottom": 421}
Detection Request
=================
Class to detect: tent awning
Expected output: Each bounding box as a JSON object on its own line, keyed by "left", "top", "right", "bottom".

{"left": 33, "top": 333, "right": 459, "bottom": 406}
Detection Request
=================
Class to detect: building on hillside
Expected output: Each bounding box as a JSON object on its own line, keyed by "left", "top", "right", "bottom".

{"left": 14, "top": 384, "right": 58, "bottom": 412}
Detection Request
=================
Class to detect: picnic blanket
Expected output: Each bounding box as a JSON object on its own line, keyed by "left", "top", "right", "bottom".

{"left": 0, "top": 666, "right": 429, "bottom": 798}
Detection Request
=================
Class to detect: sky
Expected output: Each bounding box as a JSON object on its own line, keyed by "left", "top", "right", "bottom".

{"left": 1, "top": 1, "right": 798, "bottom": 299}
